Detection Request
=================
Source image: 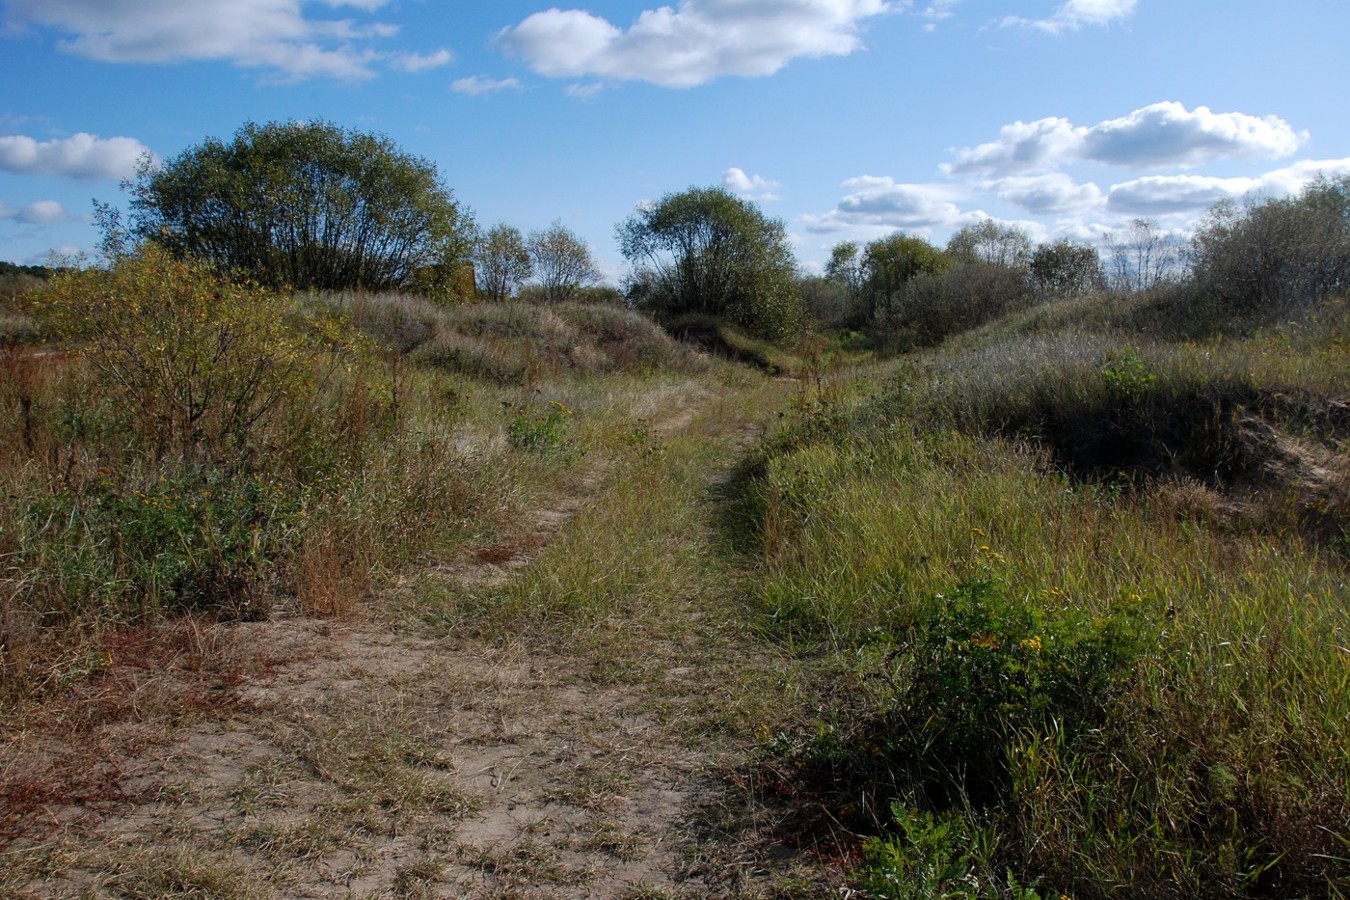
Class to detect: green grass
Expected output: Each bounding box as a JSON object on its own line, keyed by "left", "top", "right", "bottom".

{"left": 5, "top": 249, "right": 1348, "bottom": 897}
{"left": 741, "top": 302, "right": 1350, "bottom": 897}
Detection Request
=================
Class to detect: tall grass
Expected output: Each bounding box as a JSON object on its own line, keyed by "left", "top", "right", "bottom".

{"left": 745, "top": 308, "right": 1350, "bottom": 895}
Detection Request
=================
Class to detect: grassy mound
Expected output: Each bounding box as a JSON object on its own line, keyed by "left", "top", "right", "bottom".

{"left": 334, "top": 292, "right": 701, "bottom": 382}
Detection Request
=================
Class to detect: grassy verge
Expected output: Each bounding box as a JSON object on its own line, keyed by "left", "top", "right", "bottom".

{"left": 740, "top": 309, "right": 1349, "bottom": 896}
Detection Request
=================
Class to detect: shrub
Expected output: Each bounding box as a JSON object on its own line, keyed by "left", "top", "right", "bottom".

{"left": 1190, "top": 174, "right": 1350, "bottom": 320}
{"left": 27, "top": 247, "right": 369, "bottom": 472}
{"left": 878, "top": 262, "right": 1038, "bottom": 350}
{"left": 20, "top": 468, "right": 299, "bottom": 622}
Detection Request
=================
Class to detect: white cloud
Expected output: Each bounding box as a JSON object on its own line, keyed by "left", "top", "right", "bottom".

{"left": 1107, "top": 158, "right": 1350, "bottom": 215}
{"left": 1083, "top": 102, "right": 1307, "bottom": 168}
{"left": 723, "top": 167, "right": 781, "bottom": 202}
{"left": 0, "top": 199, "right": 82, "bottom": 225}
{"left": 1002, "top": 0, "right": 1136, "bottom": 34}
{"left": 496, "top": 0, "right": 894, "bottom": 88}
{"left": 3, "top": 0, "right": 417, "bottom": 82}
{"left": 994, "top": 173, "right": 1103, "bottom": 214}
{"left": 1106, "top": 175, "right": 1250, "bottom": 216}
{"left": 944, "top": 117, "right": 1080, "bottom": 177}
{"left": 946, "top": 102, "right": 1306, "bottom": 176}
{"left": 564, "top": 83, "right": 606, "bottom": 100}
{"left": 918, "top": 0, "right": 962, "bottom": 30}
{"left": 802, "top": 175, "right": 973, "bottom": 233}
{"left": 0, "top": 132, "right": 152, "bottom": 180}
{"left": 390, "top": 48, "right": 452, "bottom": 73}
{"left": 451, "top": 75, "right": 523, "bottom": 96}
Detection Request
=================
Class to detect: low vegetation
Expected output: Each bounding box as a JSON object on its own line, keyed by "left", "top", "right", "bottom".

{"left": 1, "top": 135, "right": 1346, "bottom": 897}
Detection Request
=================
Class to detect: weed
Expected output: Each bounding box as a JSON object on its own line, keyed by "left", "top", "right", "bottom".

{"left": 507, "top": 399, "right": 574, "bottom": 453}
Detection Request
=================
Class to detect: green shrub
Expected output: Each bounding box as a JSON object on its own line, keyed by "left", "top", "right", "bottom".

{"left": 853, "top": 803, "right": 1043, "bottom": 899}
{"left": 878, "top": 262, "right": 1039, "bottom": 350}
{"left": 507, "top": 400, "right": 573, "bottom": 453}
{"left": 20, "top": 468, "right": 299, "bottom": 622}
{"left": 27, "top": 247, "right": 372, "bottom": 472}
{"left": 880, "top": 579, "right": 1148, "bottom": 807}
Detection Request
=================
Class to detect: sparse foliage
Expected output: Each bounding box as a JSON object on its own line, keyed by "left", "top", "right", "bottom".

{"left": 618, "top": 186, "right": 802, "bottom": 342}
{"left": 1107, "top": 217, "right": 1184, "bottom": 292}
{"left": 475, "top": 223, "right": 533, "bottom": 302}
{"left": 127, "top": 120, "right": 476, "bottom": 293}
{"left": 28, "top": 246, "right": 353, "bottom": 468}
{"left": 527, "top": 221, "right": 601, "bottom": 304}
{"left": 946, "top": 220, "right": 1034, "bottom": 269}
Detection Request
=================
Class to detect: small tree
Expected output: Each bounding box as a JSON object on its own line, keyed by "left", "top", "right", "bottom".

{"left": 618, "top": 186, "right": 802, "bottom": 342}
{"left": 475, "top": 223, "right": 533, "bottom": 302}
{"left": 860, "top": 233, "right": 950, "bottom": 322}
{"left": 1190, "top": 174, "right": 1350, "bottom": 316}
{"left": 128, "top": 120, "right": 476, "bottom": 293}
{"left": 946, "top": 220, "right": 1033, "bottom": 269}
{"left": 1107, "top": 218, "right": 1183, "bottom": 292}
{"left": 1030, "top": 240, "right": 1105, "bottom": 297}
{"left": 527, "top": 221, "right": 601, "bottom": 304}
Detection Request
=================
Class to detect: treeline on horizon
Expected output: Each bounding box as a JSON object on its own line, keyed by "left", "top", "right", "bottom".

{"left": 7, "top": 118, "right": 1347, "bottom": 351}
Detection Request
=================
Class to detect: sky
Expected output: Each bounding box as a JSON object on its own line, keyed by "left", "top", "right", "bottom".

{"left": 2, "top": 0, "right": 1349, "bottom": 280}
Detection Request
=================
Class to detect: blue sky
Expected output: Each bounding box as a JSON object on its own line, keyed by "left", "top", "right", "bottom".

{"left": 2, "top": 0, "right": 1348, "bottom": 280}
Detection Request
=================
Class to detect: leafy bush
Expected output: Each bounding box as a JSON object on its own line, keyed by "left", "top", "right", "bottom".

{"left": 880, "top": 579, "right": 1147, "bottom": 806}
{"left": 507, "top": 400, "right": 573, "bottom": 453}
{"left": 27, "top": 248, "right": 371, "bottom": 472}
{"left": 21, "top": 468, "right": 299, "bottom": 622}
{"left": 619, "top": 186, "right": 804, "bottom": 343}
{"left": 853, "top": 804, "right": 1042, "bottom": 900}
{"left": 878, "top": 262, "right": 1039, "bottom": 350}
{"left": 1190, "top": 174, "right": 1350, "bottom": 320}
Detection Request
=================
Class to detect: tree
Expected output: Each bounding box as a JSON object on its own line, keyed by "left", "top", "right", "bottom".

{"left": 475, "top": 223, "right": 532, "bottom": 302}
{"left": 1189, "top": 174, "right": 1350, "bottom": 316}
{"left": 617, "top": 186, "right": 802, "bottom": 342}
{"left": 823, "top": 240, "right": 870, "bottom": 325}
{"left": 526, "top": 221, "right": 601, "bottom": 304}
{"left": 1030, "top": 240, "right": 1105, "bottom": 297}
{"left": 1106, "top": 218, "right": 1183, "bottom": 292}
{"left": 127, "top": 120, "right": 476, "bottom": 293}
{"left": 860, "top": 233, "right": 950, "bottom": 321}
{"left": 946, "top": 220, "right": 1034, "bottom": 269}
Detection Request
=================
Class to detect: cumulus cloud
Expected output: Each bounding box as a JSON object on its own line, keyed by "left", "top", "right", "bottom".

{"left": 994, "top": 173, "right": 1104, "bottom": 214}
{"left": 1002, "top": 0, "right": 1136, "bottom": 34}
{"left": 0, "top": 132, "right": 152, "bottom": 180}
{"left": 1107, "top": 158, "right": 1350, "bottom": 215}
{"left": 3, "top": 0, "right": 418, "bottom": 81}
{"left": 802, "top": 175, "right": 973, "bottom": 233}
{"left": 451, "top": 75, "right": 523, "bottom": 96}
{"left": 723, "top": 167, "right": 781, "bottom": 201}
{"left": 946, "top": 102, "right": 1306, "bottom": 176}
{"left": 0, "top": 199, "right": 82, "bottom": 225}
{"left": 496, "top": 0, "right": 893, "bottom": 88}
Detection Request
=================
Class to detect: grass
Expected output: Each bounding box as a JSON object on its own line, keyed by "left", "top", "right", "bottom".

{"left": 4, "top": 249, "right": 1348, "bottom": 897}
{"left": 741, "top": 297, "right": 1350, "bottom": 896}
